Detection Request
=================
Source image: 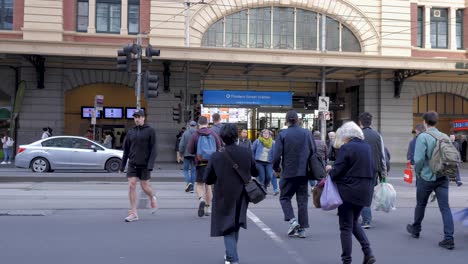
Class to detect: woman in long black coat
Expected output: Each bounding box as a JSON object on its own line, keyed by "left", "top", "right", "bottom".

{"left": 326, "top": 122, "right": 376, "bottom": 264}
{"left": 204, "top": 124, "right": 259, "bottom": 264}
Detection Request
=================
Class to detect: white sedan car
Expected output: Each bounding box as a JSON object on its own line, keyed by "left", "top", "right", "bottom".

{"left": 15, "top": 136, "right": 123, "bottom": 173}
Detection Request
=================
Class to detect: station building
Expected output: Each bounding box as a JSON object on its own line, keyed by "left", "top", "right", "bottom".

{"left": 0, "top": 0, "right": 467, "bottom": 162}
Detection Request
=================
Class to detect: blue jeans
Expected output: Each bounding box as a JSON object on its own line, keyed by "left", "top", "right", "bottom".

{"left": 224, "top": 229, "right": 239, "bottom": 262}
{"left": 255, "top": 161, "right": 277, "bottom": 192}
{"left": 3, "top": 147, "right": 12, "bottom": 162}
{"left": 412, "top": 176, "right": 454, "bottom": 240}
{"left": 338, "top": 201, "right": 372, "bottom": 264}
{"left": 183, "top": 157, "right": 195, "bottom": 185}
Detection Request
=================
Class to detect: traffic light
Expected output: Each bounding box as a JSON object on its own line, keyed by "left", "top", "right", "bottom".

{"left": 173, "top": 104, "right": 181, "bottom": 123}
{"left": 143, "top": 70, "right": 159, "bottom": 99}
{"left": 145, "top": 44, "right": 160, "bottom": 61}
{"left": 193, "top": 106, "right": 201, "bottom": 122}
{"left": 117, "top": 44, "right": 138, "bottom": 72}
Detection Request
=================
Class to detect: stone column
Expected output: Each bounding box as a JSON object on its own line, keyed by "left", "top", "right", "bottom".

{"left": 121, "top": 0, "right": 128, "bottom": 35}
{"left": 87, "top": 0, "right": 96, "bottom": 33}
{"left": 424, "top": 6, "right": 431, "bottom": 49}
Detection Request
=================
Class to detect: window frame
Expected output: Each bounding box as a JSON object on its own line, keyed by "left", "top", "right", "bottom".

{"left": 417, "top": 6, "right": 424, "bottom": 48}
{"left": 456, "top": 9, "right": 463, "bottom": 50}
{"left": 128, "top": 0, "right": 140, "bottom": 35}
{"left": 202, "top": 6, "right": 361, "bottom": 53}
{"left": 0, "top": 0, "right": 13, "bottom": 30}
{"left": 76, "top": 0, "right": 89, "bottom": 32}
{"left": 95, "top": 0, "right": 122, "bottom": 34}
{"left": 430, "top": 8, "right": 448, "bottom": 49}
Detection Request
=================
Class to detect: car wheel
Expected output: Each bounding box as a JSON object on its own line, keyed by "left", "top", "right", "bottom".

{"left": 105, "top": 158, "right": 121, "bottom": 172}
{"left": 31, "top": 157, "right": 50, "bottom": 173}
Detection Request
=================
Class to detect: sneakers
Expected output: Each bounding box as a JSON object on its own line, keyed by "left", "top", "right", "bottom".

{"left": 438, "top": 239, "right": 455, "bottom": 250}
{"left": 7, "top": 161, "right": 11, "bottom": 164}
{"left": 198, "top": 199, "right": 206, "bottom": 217}
{"left": 124, "top": 211, "right": 139, "bottom": 222}
{"left": 363, "top": 255, "right": 376, "bottom": 264}
{"left": 287, "top": 219, "right": 300, "bottom": 236}
{"left": 205, "top": 205, "right": 211, "bottom": 216}
{"left": 185, "top": 183, "right": 193, "bottom": 193}
{"left": 361, "top": 221, "right": 371, "bottom": 229}
{"left": 456, "top": 181, "right": 463, "bottom": 187}
{"left": 150, "top": 195, "right": 158, "bottom": 209}
{"left": 294, "top": 228, "right": 306, "bottom": 238}
{"left": 273, "top": 190, "right": 280, "bottom": 196}
{"left": 0, "top": 161, "right": 6, "bottom": 165}
{"left": 406, "top": 224, "right": 420, "bottom": 238}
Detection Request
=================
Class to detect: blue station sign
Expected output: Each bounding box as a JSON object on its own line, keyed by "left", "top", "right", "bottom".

{"left": 202, "top": 90, "right": 292, "bottom": 107}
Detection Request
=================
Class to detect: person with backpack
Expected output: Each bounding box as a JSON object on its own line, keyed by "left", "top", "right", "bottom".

{"left": 178, "top": 121, "right": 198, "bottom": 193}
{"left": 188, "top": 116, "right": 222, "bottom": 218}
{"left": 1, "top": 133, "right": 14, "bottom": 164}
{"left": 407, "top": 111, "right": 457, "bottom": 250}
{"left": 41, "top": 127, "right": 51, "bottom": 139}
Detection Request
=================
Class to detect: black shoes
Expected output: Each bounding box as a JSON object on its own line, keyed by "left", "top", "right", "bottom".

{"left": 363, "top": 255, "right": 376, "bottom": 264}
{"left": 406, "top": 224, "right": 420, "bottom": 238}
{"left": 438, "top": 239, "right": 455, "bottom": 250}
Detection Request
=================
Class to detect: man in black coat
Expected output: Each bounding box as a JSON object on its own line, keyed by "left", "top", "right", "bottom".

{"left": 358, "top": 112, "right": 387, "bottom": 229}
{"left": 272, "top": 110, "right": 315, "bottom": 238}
{"left": 204, "top": 124, "right": 259, "bottom": 264}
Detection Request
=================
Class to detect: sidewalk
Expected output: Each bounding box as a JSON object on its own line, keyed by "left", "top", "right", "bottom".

{"left": 0, "top": 162, "right": 467, "bottom": 183}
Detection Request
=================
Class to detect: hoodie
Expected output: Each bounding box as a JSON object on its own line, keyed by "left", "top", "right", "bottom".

{"left": 120, "top": 124, "right": 157, "bottom": 171}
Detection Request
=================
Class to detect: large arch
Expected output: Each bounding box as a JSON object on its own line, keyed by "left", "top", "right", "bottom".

{"left": 407, "top": 81, "right": 468, "bottom": 100}
{"left": 63, "top": 69, "right": 137, "bottom": 92}
{"left": 190, "top": 0, "right": 380, "bottom": 54}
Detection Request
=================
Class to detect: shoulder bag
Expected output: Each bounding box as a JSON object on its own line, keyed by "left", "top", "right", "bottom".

{"left": 223, "top": 149, "right": 266, "bottom": 204}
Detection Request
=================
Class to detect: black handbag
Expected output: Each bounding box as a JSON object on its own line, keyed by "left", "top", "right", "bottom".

{"left": 307, "top": 141, "right": 327, "bottom": 181}
{"left": 223, "top": 150, "right": 266, "bottom": 204}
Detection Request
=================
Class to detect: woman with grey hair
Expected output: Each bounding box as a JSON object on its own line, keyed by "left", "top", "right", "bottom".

{"left": 325, "top": 122, "right": 376, "bottom": 264}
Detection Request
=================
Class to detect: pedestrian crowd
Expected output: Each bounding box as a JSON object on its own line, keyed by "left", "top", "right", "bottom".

{"left": 118, "top": 109, "right": 464, "bottom": 264}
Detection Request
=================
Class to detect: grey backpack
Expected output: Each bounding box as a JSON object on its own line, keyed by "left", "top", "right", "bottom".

{"left": 426, "top": 131, "right": 461, "bottom": 177}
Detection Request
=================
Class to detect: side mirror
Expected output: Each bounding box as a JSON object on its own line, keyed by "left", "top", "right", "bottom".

{"left": 91, "top": 145, "right": 97, "bottom": 152}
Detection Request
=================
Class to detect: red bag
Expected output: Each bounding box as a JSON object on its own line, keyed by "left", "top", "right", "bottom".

{"left": 404, "top": 162, "right": 413, "bottom": 184}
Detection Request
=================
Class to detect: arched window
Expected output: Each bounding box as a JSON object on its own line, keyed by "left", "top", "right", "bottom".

{"left": 202, "top": 7, "right": 361, "bottom": 52}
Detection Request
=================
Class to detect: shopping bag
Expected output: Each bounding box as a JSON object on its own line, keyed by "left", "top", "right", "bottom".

{"left": 320, "top": 176, "right": 343, "bottom": 211}
{"left": 312, "top": 178, "right": 326, "bottom": 208}
{"left": 373, "top": 178, "right": 397, "bottom": 213}
{"left": 404, "top": 162, "right": 413, "bottom": 184}
{"left": 452, "top": 208, "right": 468, "bottom": 227}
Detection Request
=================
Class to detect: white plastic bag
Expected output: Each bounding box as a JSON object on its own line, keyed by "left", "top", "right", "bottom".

{"left": 373, "top": 180, "right": 396, "bottom": 213}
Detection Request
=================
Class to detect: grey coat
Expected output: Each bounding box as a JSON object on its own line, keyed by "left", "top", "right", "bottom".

{"left": 362, "top": 127, "right": 387, "bottom": 175}
{"left": 178, "top": 127, "right": 196, "bottom": 157}
{"left": 204, "top": 145, "right": 259, "bottom": 236}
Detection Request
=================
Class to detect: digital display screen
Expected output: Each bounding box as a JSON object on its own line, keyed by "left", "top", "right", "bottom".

{"left": 103, "top": 107, "right": 123, "bottom": 119}
{"left": 126, "top": 107, "right": 146, "bottom": 119}
{"left": 81, "top": 107, "right": 101, "bottom": 119}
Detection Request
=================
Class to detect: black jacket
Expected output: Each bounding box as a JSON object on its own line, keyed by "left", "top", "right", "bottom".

{"left": 329, "top": 138, "right": 374, "bottom": 207}
{"left": 120, "top": 124, "right": 157, "bottom": 171}
{"left": 204, "top": 145, "right": 259, "bottom": 236}
{"left": 362, "top": 127, "right": 386, "bottom": 175}
{"left": 272, "top": 124, "right": 315, "bottom": 178}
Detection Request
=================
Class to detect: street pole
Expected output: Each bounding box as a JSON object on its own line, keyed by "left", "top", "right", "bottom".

{"left": 320, "top": 14, "right": 327, "bottom": 141}
{"left": 186, "top": 2, "right": 190, "bottom": 47}
{"left": 136, "top": 34, "right": 142, "bottom": 110}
